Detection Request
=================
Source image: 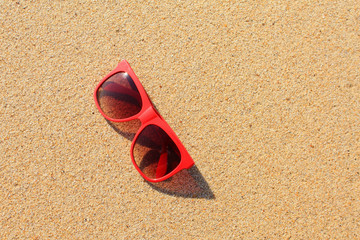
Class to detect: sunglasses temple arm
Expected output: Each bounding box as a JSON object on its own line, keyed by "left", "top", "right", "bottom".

{"left": 155, "top": 150, "right": 168, "bottom": 179}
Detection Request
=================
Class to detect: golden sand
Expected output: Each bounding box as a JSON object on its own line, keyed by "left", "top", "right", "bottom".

{"left": 1, "top": 1, "right": 359, "bottom": 239}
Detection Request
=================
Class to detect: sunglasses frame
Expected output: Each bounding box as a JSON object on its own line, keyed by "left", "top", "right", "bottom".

{"left": 94, "top": 60, "right": 194, "bottom": 182}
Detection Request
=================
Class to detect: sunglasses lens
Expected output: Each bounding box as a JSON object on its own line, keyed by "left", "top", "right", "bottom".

{"left": 96, "top": 72, "right": 142, "bottom": 119}
{"left": 133, "top": 125, "right": 181, "bottom": 180}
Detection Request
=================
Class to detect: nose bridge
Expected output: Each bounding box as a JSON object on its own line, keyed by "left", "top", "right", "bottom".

{"left": 138, "top": 106, "right": 158, "bottom": 124}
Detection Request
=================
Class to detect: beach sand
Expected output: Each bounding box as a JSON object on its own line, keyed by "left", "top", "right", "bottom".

{"left": 1, "top": 1, "right": 359, "bottom": 239}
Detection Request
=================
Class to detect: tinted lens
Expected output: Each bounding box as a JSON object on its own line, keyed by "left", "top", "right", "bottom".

{"left": 97, "top": 72, "right": 142, "bottom": 119}
{"left": 133, "top": 125, "right": 181, "bottom": 180}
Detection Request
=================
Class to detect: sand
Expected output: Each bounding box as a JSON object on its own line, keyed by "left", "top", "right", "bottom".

{"left": 1, "top": 1, "right": 359, "bottom": 239}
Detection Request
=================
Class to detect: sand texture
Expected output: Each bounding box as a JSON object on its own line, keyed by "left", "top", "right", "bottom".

{"left": 1, "top": 1, "right": 359, "bottom": 239}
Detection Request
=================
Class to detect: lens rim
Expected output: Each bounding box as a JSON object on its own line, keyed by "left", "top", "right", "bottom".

{"left": 96, "top": 72, "right": 143, "bottom": 120}
{"left": 94, "top": 61, "right": 152, "bottom": 122}
{"left": 131, "top": 118, "right": 194, "bottom": 183}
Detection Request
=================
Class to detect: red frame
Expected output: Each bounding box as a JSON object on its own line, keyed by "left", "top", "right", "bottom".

{"left": 94, "top": 60, "right": 194, "bottom": 182}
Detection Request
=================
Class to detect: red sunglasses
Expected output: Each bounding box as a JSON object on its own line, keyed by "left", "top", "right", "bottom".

{"left": 94, "top": 60, "right": 194, "bottom": 182}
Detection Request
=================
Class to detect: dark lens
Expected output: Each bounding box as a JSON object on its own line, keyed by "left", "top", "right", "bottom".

{"left": 96, "top": 72, "right": 142, "bottom": 119}
{"left": 133, "top": 125, "right": 181, "bottom": 180}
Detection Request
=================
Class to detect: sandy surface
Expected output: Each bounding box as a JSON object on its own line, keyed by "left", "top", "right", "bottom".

{"left": 1, "top": 1, "right": 359, "bottom": 239}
